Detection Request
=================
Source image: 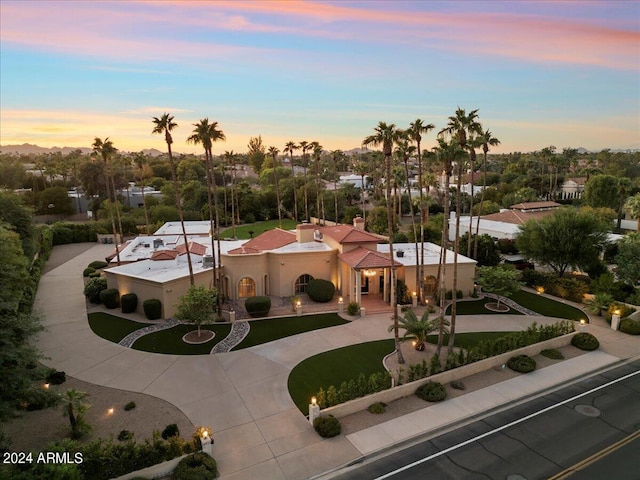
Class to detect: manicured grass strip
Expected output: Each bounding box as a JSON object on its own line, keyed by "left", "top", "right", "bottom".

{"left": 426, "top": 331, "right": 517, "bottom": 349}
{"left": 445, "top": 299, "right": 524, "bottom": 316}
{"left": 88, "top": 312, "right": 148, "bottom": 343}
{"left": 288, "top": 339, "right": 395, "bottom": 413}
{"left": 511, "top": 290, "right": 586, "bottom": 321}
{"left": 132, "top": 324, "right": 232, "bottom": 355}
{"left": 220, "top": 219, "right": 297, "bottom": 239}
{"left": 233, "top": 313, "right": 349, "bottom": 350}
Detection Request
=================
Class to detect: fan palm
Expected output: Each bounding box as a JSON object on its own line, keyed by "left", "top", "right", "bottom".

{"left": 133, "top": 152, "right": 151, "bottom": 235}
{"left": 363, "top": 121, "right": 405, "bottom": 364}
{"left": 474, "top": 129, "right": 500, "bottom": 258}
{"left": 268, "top": 146, "right": 282, "bottom": 227}
{"left": 300, "top": 141, "right": 310, "bottom": 220}
{"left": 330, "top": 150, "right": 344, "bottom": 223}
{"left": 284, "top": 141, "right": 299, "bottom": 222}
{"left": 389, "top": 309, "right": 447, "bottom": 350}
{"left": 309, "top": 141, "right": 323, "bottom": 222}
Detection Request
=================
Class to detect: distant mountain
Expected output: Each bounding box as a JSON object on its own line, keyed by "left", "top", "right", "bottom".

{"left": 0, "top": 143, "right": 167, "bottom": 156}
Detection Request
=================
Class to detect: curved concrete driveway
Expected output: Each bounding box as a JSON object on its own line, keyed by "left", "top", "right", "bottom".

{"left": 34, "top": 243, "right": 571, "bottom": 480}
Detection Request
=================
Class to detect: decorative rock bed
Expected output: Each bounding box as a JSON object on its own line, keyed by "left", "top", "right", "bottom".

{"left": 182, "top": 330, "right": 215, "bottom": 344}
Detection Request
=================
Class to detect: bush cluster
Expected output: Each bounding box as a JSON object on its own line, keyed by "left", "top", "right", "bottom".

{"left": 46, "top": 369, "right": 66, "bottom": 385}
{"left": 571, "top": 332, "right": 600, "bottom": 351}
{"left": 99, "top": 288, "right": 120, "bottom": 309}
{"left": 306, "top": 279, "right": 335, "bottom": 303}
{"left": 120, "top": 293, "right": 138, "bottom": 313}
{"left": 605, "top": 302, "right": 637, "bottom": 322}
{"left": 83, "top": 277, "right": 108, "bottom": 304}
{"left": 416, "top": 381, "right": 447, "bottom": 402}
{"left": 143, "top": 299, "right": 162, "bottom": 320}
{"left": 88, "top": 260, "right": 109, "bottom": 270}
{"left": 83, "top": 267, "right": 95, "bottom": 277}
{"left": 314, "top": 371, "right": 392, "bottom": 408}
{"left": 161, "top": 423, "right": 179, "bottom": 440}
{"left": 507, "top": 355, "right": 537, "bottom": 373}
{"left": 313, "top": 415, "right": 341, "bottom": 438}
{"left": 620, "top": 318, "right": 640, "bottom": 335}
{"left": 117, "top": 430, "right": 133, "bottom": 442}
{"left": 245, "top": 295, "right": 271, "bottom": 318}
{"left": 520, "top": 269, "right": 588, "bottom": 303}
{"left": 174, "top": 452, "right": 218, "bottom": 480}
{"left": 346, "top": 302, "right": 360, "bottom": 315}
{"left": 18, "top": 388, "right": 61, "bottom": 411}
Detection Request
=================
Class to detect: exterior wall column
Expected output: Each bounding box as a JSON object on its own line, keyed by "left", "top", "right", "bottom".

{"left": 390, "top": 268, "right": 395, "bottom": 305}
{"left": 383, "top": 268, "right": 388, "bottom": 303}
{"left": 355, "top": 270, "right": 362, "bottom": 305}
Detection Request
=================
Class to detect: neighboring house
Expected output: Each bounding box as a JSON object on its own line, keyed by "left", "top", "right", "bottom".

{"left": 105, "top": 219, "right": 476, "bottom": 319}
{"left": 557, "top": 177, "right": 587, "bottom": 200}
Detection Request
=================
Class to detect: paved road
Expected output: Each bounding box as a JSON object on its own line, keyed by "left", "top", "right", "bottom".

{"left": 332, "top": 360, "right": 640, "bottom": 480}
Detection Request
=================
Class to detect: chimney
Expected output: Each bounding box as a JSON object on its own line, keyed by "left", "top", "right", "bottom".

{"left": 296, "top": 223, "right": 315, "bottom": 243}
{"left": 353, "top": 216, "right": 365, "bottom": 230}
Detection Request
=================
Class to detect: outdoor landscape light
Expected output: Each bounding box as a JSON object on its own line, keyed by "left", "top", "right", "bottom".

{"left": 297, "top": 301, "right": 301, "bottom": 307}
{"left": 614, "top": 309, "right": 621, "bottom": 315}
{"left": 412, "top": 291, "right": 417, "bottom": 297}
{"left": 537, "top": 286, "right": 544, "bottom": 294}
{"left": 201, "top": 429, "right": 209, "bottom": 438}
{"left": 43, "top": 383, "right": 49, "bottom": 390}
{"left": 339, "top": 297, "right": 343, "bottom": 303}
{"left": 311, "top": 396, "right": 317, "bottom": 406}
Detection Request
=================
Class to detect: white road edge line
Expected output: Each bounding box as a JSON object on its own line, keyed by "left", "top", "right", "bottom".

{"left": 374, "top": 368, "right": 640, "bottom": 480}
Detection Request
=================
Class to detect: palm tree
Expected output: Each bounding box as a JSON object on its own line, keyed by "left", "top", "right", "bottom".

{"left": 267, "top": 146, "right": 282, "bottom": 227}
{"left": 63, "top": 389, "right": 91, "bottom": 439}
{"left": 407, "top": 119, "right": 435, "bottom": 305}
{"left": 465, "top": 135, "right": 482, "bottom": 257}
{"left": 363, "top": 121, "right": 404, "bottom": 364}
{"left": 585, "top": 293, "right": 613, "bottom": 317}
{"left": 284, "top": 141, "right": 299, "bottom": 222}
{"left": 224, "top": 151, "right": 238, "bottom": 235}
{"left": 92, "top": 137, "right": 122, "bottom": 266}
{"left": 474, "top": 129, "right": 500, "bottom": 258}
{"left": 330, "top": 150, "right": 344, "bottom": 223}
{"left": 309, "top": 141, "right": 323, "bottom": 222}
{"left": 625, "top": 193, "right": 640, "bottom": 232}
{"left": 133, "top": 152, "right": 151, "bottom": 235}
{"left": 354, "top": 160, "right": 369, "bottom": 222}
{"left": 300, "top": 141, "right": 311, "bottom": 220}
{"left": 152, "top": 113, "right": 194, "bottom": 285}
{"left": 389, "top": 309, "right": 446, "bottom": 351}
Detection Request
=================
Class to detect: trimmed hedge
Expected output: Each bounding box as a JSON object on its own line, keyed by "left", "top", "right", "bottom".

{"left": 313, "top": 415, "right": 341, "bottom": 438}
{"left": 306, "top": 279, "right": 335, "bottom": 303}
{"left": 507, "top": 354, "right": 536, "bottom": 373}
{"left": 620, "top": 318, "right": 640, "bottom": 335}
{"left": 99, "top": 288, "right": 120, "bottom": 309}
{"left": 416, "top": 381, "right": 447, "bottom": 402}
{"left": 571, "top": 332, "right": 600, "bottom": 351}
{"left": 120, "top": 293, "right": 138, "bottom": 314}
{"left": 88, "top": 260, "right": 109, "bottom": 270}
{"left": 83, "top": 267, "right": 96, "bottom": 277}
{"left": 84, "top": 277, "right": 108, "bottom": 304}
{"left": 174, "top": 452, "right": 218, "bottom": 480}
{"left": 143, "top": 299, "right": 162, "bottom": 320}
{"left": 245, "top": 295, "right": 271, "bottom": 318}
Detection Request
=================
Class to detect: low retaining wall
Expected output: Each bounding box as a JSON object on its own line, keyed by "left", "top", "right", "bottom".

{"left": 321, "top": 332, "right": 578, "bottom": 419}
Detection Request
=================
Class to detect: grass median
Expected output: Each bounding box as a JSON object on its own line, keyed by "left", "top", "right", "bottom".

{"left": 88, "top": 312, "right": 148, "bottom": 343}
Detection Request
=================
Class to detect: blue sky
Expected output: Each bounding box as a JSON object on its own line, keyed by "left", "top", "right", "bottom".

{"left": 1, "top": 1, "right": 638, "bottom": 154}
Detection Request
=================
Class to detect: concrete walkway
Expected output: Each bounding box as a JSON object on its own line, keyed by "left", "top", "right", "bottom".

{"left": 34, "top": 243, "right": 640, "bottom": 480}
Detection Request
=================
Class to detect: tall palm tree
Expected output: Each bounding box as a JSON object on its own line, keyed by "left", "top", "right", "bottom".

{"left": 92, "top": 137, "right": 122, "bottom": 265}
{"left": 407, "top": 119, "right": 435, "bottom": 304}
{"left": 474, "top": 129, "right": 500, "bottom": 258}
{"left": 363, "top": 122, "right": 404, "bottom": 364}
{"left": 267, "top": 146, "right": 282, "bottom": 227}
{"left": 354, "top": 160, "right": 368, "bottom": 222}
{"left": 152, "top": 113, "right": 194, "bottom": 285}
{"left": 330, "top": 150, "right": 344, "bottom": 223}
{"left": 284, "top": 141, "right": 299, "bottom": 222}
{"left": 309, "top": 141, "right": 323, "bottom": 222}
{"left": 625, "top": 193, "right": 640, "bottom": 232}
{"left": 465, "top": 135, "right": 482, "bottom": 257}
{"left": 224, "top": 151, "right": 238, "bottom": 235}
{"left": 300, "top": 141, "right": 311, "bottom": 220}
{"left": 133, "top": 152, "right": 151, "bottom": 235}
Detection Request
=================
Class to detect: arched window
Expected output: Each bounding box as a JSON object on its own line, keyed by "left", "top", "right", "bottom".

{"left": 295, "top": 274, "right": 314, "bottom": 294}
{"left": 424, "top": 275, "right": 437, "bottom": 296}
{"left": 238, "top": 277, "right": 256, "bottom": 298}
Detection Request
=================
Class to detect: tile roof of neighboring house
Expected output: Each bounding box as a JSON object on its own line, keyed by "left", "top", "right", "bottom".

{"left": 564, "top": 177, "right": 587, "bottom": 185}
{"left": 319, "top": 225, "right": 384, "bottom": 244}
{"left": 509, "top": 201, "right": 561, "bottom": 211}
{"left": 175, "top": 241, "right": 207, "bottom": 256}
{"left": 227, "top": 246, "right": 262, "bottom": 255}
{"left": 150, "top": 250, "right": 179, "bottom": 261}
{"left": 481, "top": 209, "right": 556, "bottom": 225}
{"left": 339, "top": 247, "right": 395, "bottom": 269}
{"left": 236, "top": 228, "right": 296, "bottom": 253}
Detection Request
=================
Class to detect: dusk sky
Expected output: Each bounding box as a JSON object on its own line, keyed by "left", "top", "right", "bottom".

{"left": 1, "top": 1, "right": 639, "bottom": 155}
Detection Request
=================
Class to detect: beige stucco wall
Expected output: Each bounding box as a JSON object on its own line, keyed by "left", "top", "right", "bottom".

{"left": 401, "top": 263, "right": 477, "bottom": 297}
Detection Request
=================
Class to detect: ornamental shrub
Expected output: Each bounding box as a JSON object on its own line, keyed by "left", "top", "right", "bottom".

{"left": 507, "top": 355, "right": 537, "bottom": 373}
{"left": 83, "top": 267, "right": 95, "bottom": 277}
{"left": 117, "top": 430, "right": 133, "bottom": 442}
{"left": 416, "top": 381, "right": 446, "bottom": 402}
{"left": 605, "top": 302, "right": 636, "bottom": 322}
{"left": 46, "top": 369, "right": 66, "bottom": 385}
{"left": 84, "top": 277, "right": 108, "bottom": 304}
{"left": 306, "top": 279, "right": 335, "bottom": 303}
{"left": 124, "top": 401, "right": 136, "bottom": 411}
{"left": 367, "top": 402, "right": 386, "bottom": 414}
{"left": 347, "top": 302, "right": 360, "bottom": 315}
{"left": 173, "top": 452, "right": 218, "bottom": 480}
{"left": 620, "top": 318, "right": 640, "bottom": 335}
{"left": 541, "top": 349, "right": 564, "bottom": 360}
{"left": 88, "top": 260, "right": 108, "bottom": 270}
{"left": 571, "top": 332, "right": 600, "bottom": 351}
{"left": 143, "top": 299, "right": 162, "bottom": 320}
{"left": 19, "top": 388, "right": 61, "bottom": 411}
{"left": 120, "top": 293, "right": 138, "bottom": 314}
{"left": 245, "top": 295, "right": 271, "bottom": 318}
{"left": 161, "top": 423, "right": 179, "bottom": 440}
{"left": 89, "top": 271, "right": 101, "bottom": 278}
{"left": 313, "top": 415, "right": 341, "bottom": 438}
{"left": 99, "top": 288, "right": 120, "bottom": 309}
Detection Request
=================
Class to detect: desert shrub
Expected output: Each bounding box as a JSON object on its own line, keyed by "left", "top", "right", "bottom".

{"left": 451, "top": 380, "right": 466, "bottom": 390}
{"left": 173, "top": 452, "right": 218, "bottom": 480}
{"left": 347, "top": 302, "right": 360, "bottom": 315}
{"left": 605, "top": 302, "right": 637, "bottom": 322}
{"left": 306, "top": 279, "right": 336, "bottom": 303}
{"left": 367, "top": 402, "right": 386, "bottom": 414}
{"left": 46, "top": 369, "right": 66, "bottom": 385}
{"left": 88, "top": 260, "right": 108, "bottom": 270}
{"left": 620, "top": 318, "right": 640, "bottom": 335}
{"left": 117, "top": 430, "right": 133, "bottom": 442}
{"left": 540, "top": 349, "right": 564, "bottom": 360}
{"left": 83, "top": 267, "right": 95, "bottom": 277}
{"left": 313, "top": 415, "right": 341, "bottom": 438}
{"left": 124, "top": 401, "right": 136, "bottom": 411}
{"left": 416, "top": 381, "right": 446, "bottom": 402}
{"left": 99, "top": 288, "right": 120, "bottom": 309}
{"left": 84, "top": 277, "right": 108, "bottom": 304}
{"left": 19, "top": 388, "right": 61, "bottom": 411}
{"left": 507, "top": 355, "right": 537, "bottom": 373}
{"left": 143, "top": 299, "right": 162, "bottom": 320}
{"left": 120, "top": 293, "right": 138, "bottom": 314}
{"left": 245, "top": 295, "right": 271, "bottom": 318}
{"left": 161, "top": 423, "right": 179, "bottom": 440}
{"left": 571, "top": 332, "right": 600, "bottom": 351}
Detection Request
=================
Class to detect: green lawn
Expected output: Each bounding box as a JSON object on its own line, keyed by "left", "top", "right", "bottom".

{"left": 511, "top": 290, "right": 586, "bottom": 321}
{"left": 232, "top": 313, "right": 349, "bottom": 350}
{"left": 426, "top": 331, "right": 517, "bottom": 349}
{"left": 132, "top": 323, "right": 232, "bottom": 355}
{"left": 287, "top": 339, "right": 395, "bottom": 413}
{"left": 88, "top": 312, "right": 149, "bottom": 343}
{"left": 220, "top": 219, "right": 297, "bottom": 239}
{"left": 445, "top": 299, "right": 524, "bottom": 315}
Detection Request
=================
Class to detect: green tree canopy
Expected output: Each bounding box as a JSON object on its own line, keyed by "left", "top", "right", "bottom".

{"left": 174, "top": 285, "right": 218, "bottom": 336}
{"left": 614, "top": 233, "right": 640, "bottom": 286}
{"left": 0, "top": 191, "right": 35, "bottom": 258}
{"left": 516, "top": 208, "right": 609, "bottom": 277}
{"left": 476, "top": 265, "right": 522, "bottom": 307}
{"left": 583, "top": 174, "right": 620, "bottom": 210}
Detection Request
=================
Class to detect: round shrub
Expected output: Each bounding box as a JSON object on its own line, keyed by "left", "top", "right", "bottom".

{"left": 245, "top": 295, "right": 271, "bottom": 318}
{"left": 143, "top": 299, "right": 162, "bottom": 320}
{"left": 306, "top": 279, "right": 335, "bottom": 303}
{"left": 88, "top": 260, "right": 108, "bottom": 270}
{"left": 620, "top": 318, "right": 640, "bottom": 335}
{"left": 571, "top": 332, "right": 600, "bottom": 351}
{"left": 313, "top": 415, "right": 341, "bottom": 438}
{"left": 83, "top": 267, "right": 95, "bottom": 277}
{"left": 124, "top": 401, "right": 136, "bottom": 411}
{"left": 118, "top": 430, "right": 133, "bottom": 442}
{"left": 120, "top": 293, "right": 138, "bottom": 314}
{"left": 89, "top": 271, "right": 101, "bottom": 278}
{"left": 507, "top": 355, "right": 537, "bottom": 373}
{"left": 100, "top": 288, "right": 120, "bottom": 309}
{"left": 161, "top": 423, "right": 179, "bottom": 440}
{"left": 416, "top": 381, "right": 447, "bottom": 402}
{"left": 367, "top": 402, "right": 386, "bottom": 414}
{"left": 174, "top": 452, "right": 218, "bottom": 480}
{"left": 83, "top": 277, "right": 108, "bottom": 304}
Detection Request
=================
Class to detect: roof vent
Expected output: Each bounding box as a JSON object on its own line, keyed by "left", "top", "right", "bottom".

{"left": 396, "top": 250, "right": 404, "bottom": 258}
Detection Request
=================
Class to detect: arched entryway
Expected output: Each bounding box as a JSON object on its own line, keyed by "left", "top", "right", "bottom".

{"left": 238, "top": 277, "right": 256, "bottom": 298}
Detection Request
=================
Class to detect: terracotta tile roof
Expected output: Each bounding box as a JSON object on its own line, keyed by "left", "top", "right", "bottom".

{"left": 150, "top": 250, "right": 179, "bottom": 261}
{"left": 482, "top": 209, "right": 555, "bottom": 225}
{"left": 509, "top": 201, "right": 561, "bottom": 211}
{"left": 175, "top": 241, "right": 207, "bottom": 256}
{"left": 339, "top": 247, "right": 395, "bottom": 269}
{"left": 238, "top": 228, "right": 296, "bottom": 252}
{"left": 227, "top": 246, "right": 261, "bottom": 255}
{"left": 319, "top": 225, "right": 384, "bottom": 244}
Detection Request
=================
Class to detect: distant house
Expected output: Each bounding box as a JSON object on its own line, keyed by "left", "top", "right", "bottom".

{"left": 558, "top": 177, "right": 587, "bottom": 200}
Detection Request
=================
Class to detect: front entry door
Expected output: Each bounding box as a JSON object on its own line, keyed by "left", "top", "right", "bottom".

{"left": 361, "top": 275, "right": 369, "bottom": 295}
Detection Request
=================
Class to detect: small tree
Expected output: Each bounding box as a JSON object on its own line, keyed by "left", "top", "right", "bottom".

{"left": 584, "top": 293, "right": 614, "bottom": 316}
{"left": 476, "top": 265, "right": 522, "bottom": 308}
{"left": 63, "top": 389, "right": 91, "bottom": 439}
{"left": 614, "top": 233, "right": 640, "bottom": 287}
{"left": 390, "top": 309, "right": 445, "bottom": 350}
{"left": 174, "top": 286, "right": 218, "bottom": 337}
